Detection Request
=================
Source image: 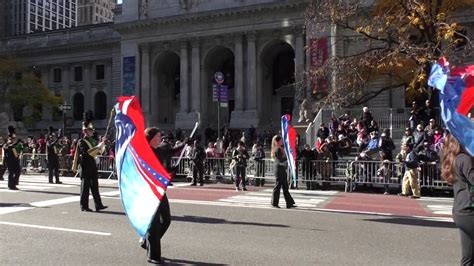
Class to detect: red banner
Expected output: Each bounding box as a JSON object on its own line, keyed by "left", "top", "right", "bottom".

{"left": 309, "top": 38, "right": 328, "bottom": 96}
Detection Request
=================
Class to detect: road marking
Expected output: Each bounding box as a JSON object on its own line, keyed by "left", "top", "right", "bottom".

{"left": 0, "top": 221, "right": 111, "bottom": 236}
{"left": 0, "top": 190, "right": 121, "bottom": 215}
{"left": 427, "top": 204, "right": 452, "bottom": 215}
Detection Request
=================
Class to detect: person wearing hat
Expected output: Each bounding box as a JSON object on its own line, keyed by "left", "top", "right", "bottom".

{"left": 46, "top": 127, "right": 63, "bottom": 184}
{"left": 398, "top": 143, "right": 421, "bottom": 198}
{"left": 78, "top": 112, "right": 108, "bottom": 212}
{"left": 3, "top": 126, "right": 22, "bottom": 190}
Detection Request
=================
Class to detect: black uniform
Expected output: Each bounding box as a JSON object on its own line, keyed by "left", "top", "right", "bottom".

{"left": 271, "top": 148, "right": 295, "bottom": 208}
{"left": 232, "top": 147, "right": 249, "bottom": 190}
{"left": 79, "top": 136, "right": 106, "bottom": 211}
{"left": 3, "top": 141, "right": 22, "bottom": 189}
{"left": 146, "top": 142, "right": 181, "bottom": 263}
{"left": 191, "top": 145, "right": 206, "bottom": 186}
{"left": 46, "top": 137, "right": 62, "bottom": 184}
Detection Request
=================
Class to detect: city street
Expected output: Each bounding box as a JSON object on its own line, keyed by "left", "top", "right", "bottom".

{"left": 0, "top": 175, "right": 460, "bottom": 265}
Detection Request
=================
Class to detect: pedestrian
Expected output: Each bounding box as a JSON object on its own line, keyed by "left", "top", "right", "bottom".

{"left": 155, "top": 135, "right": 184, "bottom": 186}
{"left": 271, "top": 135, "right": 296, "bottom": 208}
{"left": 191, "top": 140, "right": 206, "bottom": 186}
{"left": 0, "top": 136, "right": 5, "bottom": 181}
{"left": 441, "top": 133, "right": 474, "bottom": 265}
{"left": 232, "top": 141, "right": 249, "bottom": 191}
{"left": 300, "top": 144, "right": 316, "bottom": 190}
{"left": 3, "top": 127, "right": 21, "bottom": 190}
{"left": 377, "top": 158, "right": 392, "bottom": 195}
{"left": 252, "top": 142, "right": 265, "bottom": 187}
{"left": 360, "top": 106, "right": 373, "bottom": 129}
{"left": 78, "top": 114, "right": 108, "bottom": 212}
{"left": 398, "top": 144, "right": 421, "bottom": 198}
{"left": 144, "top": 127, "right": 171, "bottom": 265}
{"left": 46, "top": 127, "right": 63, "bottom": 184}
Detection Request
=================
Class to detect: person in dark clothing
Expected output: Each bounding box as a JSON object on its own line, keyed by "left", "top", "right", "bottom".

{"left": 3, "top": 127, "right": 21, "bottom": 190}
{"left": 46, "top": 128, "right": 63, "bottom": 184}
{"left": 379, "top": 130, "right": 396, "bottom": 161}
{"left": 232, "top": 141, "right": 249, "bottom": 191}
{"left": 300, "top": 144, "right": 316, "bottom": 190}
{"left": 360, "top": 106, "right": 374, "bottom": 129}
{"left": 78, "top": 119, "right": 108, "bottom": 212}
{"left": 191, "top": 140, "right": 206, "bottom": 186}
{"left": 155, "top": 136, "right": 184, "bottom": 186}
{"left": 441, "top": 133, "right": 474, "bottom": 266}
{"left": 271, "top": 135, "right": 296, "bottom": 208}
{"left": 144, "top": 127, "right": 173, "bottom": 265}
{"left": 316, "top": 123, "right": 330, "bottom": 139}
{"left": 252, "top": 142, "right": 266, "bottom": 187}
{"left": 421, "top": 99, "right": 436, "bottom": 125}
{"left": 0, "top": 136, "right": 6, "bottom": 181}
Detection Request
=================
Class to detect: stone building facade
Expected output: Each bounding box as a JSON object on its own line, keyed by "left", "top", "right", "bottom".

{"left": 1, "top": 0, "right": 472, "bottom": 133}
{"left": 78, "top": 0, "right": 116, "bottom": 26}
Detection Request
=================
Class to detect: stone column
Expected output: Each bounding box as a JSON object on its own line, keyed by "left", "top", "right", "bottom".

{"left": 234, "top": 34, "right": 244, "bottom": 111}
{"left": 247, "top": 32, "right": 257, "bottom": 110}
{"left": 191, "top": 39, "right": 200, "bottom": 112}
{"left": 179, "top": 41, "right": 189, "bottom": 113}
{"left": 140, "top": 44, "right": 151, "bottom": 122}
{"left": 62, "top": 64, "right": 70, "bottom": 104}
{"left": 84, "top": 63, "right": 92, "bottom": 112}
{"left": 293, "top": 33, "right": 305, "bottom": 122}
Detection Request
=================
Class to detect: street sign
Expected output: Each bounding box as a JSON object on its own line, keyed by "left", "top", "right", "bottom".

{"left": 214, "top": 72, "right": 224, "bottom": 84}
{"left": 59, "top": 104, "right": 72, "bottom": 111}
{"left": 212, "top": 84, "right": 228, "bottom": 102}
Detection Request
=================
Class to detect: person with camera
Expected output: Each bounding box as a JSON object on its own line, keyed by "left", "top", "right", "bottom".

{"left": 232, "top": 141, "right": 249, "bottom": 191}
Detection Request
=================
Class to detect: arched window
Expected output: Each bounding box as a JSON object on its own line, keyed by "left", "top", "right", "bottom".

{"left": 73, "top": 93, "right": 84, "bottom": 121}
{"left": 94, "top": 91, "right": 107, "bottom": 119}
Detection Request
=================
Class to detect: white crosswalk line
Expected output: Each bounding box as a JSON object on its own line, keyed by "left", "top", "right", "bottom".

{"left": 427, "top": 204, "right": 452, "bottom": 215}
{"left": 0, "top": 175, "right": 118, "bottom": 193}
{"left": 217, "top": 189, "right": 333, "bottom": 210}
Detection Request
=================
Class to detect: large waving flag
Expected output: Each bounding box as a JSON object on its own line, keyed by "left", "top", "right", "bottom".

{"left": 114, "top": 96, "right": 171, "bottom": 237}
{"left": 281, "top": 114, "right": 297, "bottom": 186}
{"left": 428, "top": 58, "right": 474, "bottom": 156}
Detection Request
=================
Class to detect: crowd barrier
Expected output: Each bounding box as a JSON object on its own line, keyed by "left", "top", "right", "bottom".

{"left": 4, "top": 153, "right": 450, "bottom": 191}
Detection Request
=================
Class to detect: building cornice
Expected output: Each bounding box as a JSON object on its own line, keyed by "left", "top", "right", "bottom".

{"left": 113, "top": 1, "right": 308, "bottom": 33}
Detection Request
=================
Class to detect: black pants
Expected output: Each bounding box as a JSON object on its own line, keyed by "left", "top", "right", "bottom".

{"left": 235, "top": 166, "right": 246, "bottom": 188}
{"left": 80, "top": 169, "right": 104, "bottom": 210}
{"left": 271, "top": 166, "right": 295, "bottom": 207}
{"left": 0, "top": 164, "right": 5, "bottom": 180}
{"left": 6, "top": 164, "right": 21, "bottom": 189}
{"left": 147, "top": 194, "right": 171, "bottom": 261}
{"left": 192, "top": 163, "right": 204, "bottom": 185}
{"left": 454, "top": 214, "right": 474, "bottom": 265}
{"left": 48, "top": 162, "right": 60, "bottom": 183}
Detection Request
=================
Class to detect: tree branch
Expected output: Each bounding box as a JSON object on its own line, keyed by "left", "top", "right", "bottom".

{"left": 349, "top": 83, "right": 407, "bottom": 106}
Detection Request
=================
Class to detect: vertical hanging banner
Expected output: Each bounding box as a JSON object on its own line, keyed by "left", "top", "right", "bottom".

{"left": 309, "top": 38, "right": 328, "bottom": 97}
{"left": 123, "top": 56, "right": 136, "bottom": 96}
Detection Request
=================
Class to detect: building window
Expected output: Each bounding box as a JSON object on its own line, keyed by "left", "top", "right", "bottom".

{"left": 96, "top": 64, "right": 105, "bottom": 80}
{"left": 73, "top": 93, "right": 84, "bottom": 120}
{"left": 94, "top": 91, "right": 107, "bottom": 119}
{"left": 53, "top": 68, "right": 62, "bottom": 83}
{"left": 74, "top": 66, "right": 83, "bottom": 81}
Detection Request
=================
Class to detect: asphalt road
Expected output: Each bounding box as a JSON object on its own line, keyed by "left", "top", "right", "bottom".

{"left": 0, "top": 176, "right": 461, "bottom": 265}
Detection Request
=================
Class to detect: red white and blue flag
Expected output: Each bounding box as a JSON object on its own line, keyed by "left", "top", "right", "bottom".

{"left": 428, "top": 58, "right": 474, "bottom": 156}
{"left": 114, "top": 96, "right": 171, "bottom": 237}
{"left": 281, "top": 114, "right": 297, "bottom": 186}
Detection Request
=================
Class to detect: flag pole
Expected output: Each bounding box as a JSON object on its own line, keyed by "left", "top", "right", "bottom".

{"left": 174, "top": 120, "right": 200, "bottom": 168}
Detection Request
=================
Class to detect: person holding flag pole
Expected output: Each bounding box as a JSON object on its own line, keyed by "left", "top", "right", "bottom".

{"left": 271, "top": 134, "right": 296, "bottom": 209}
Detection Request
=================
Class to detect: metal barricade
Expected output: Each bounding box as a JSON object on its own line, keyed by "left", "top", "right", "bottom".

{"left": 348, "top": 160, "right": 401, "bottom": 191}
{"left": 97, "top": 155, "right": 116, "bottom": 179}
{"left": 297, "top": 160, "right": 348, "bottom": 189}
{"left": 20, "top": 153, "right": 48, "bottom": 174}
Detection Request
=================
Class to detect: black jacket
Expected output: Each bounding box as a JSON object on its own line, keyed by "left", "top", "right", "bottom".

{"left": 232, "top": 148, "right": 249, "bottom": 167}
{"left": 154, "top": 141, "right": 184, "bottom": 172}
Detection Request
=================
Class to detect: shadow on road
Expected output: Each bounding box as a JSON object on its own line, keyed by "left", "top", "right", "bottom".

{"left": 364, "top": 217, "right": 456, "bottom": 229}
{"left": 173, "top": 215, "right": 289, "bottom": 228}
{"left": 162, "top": 257, "right": 226, "bottom": 265}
